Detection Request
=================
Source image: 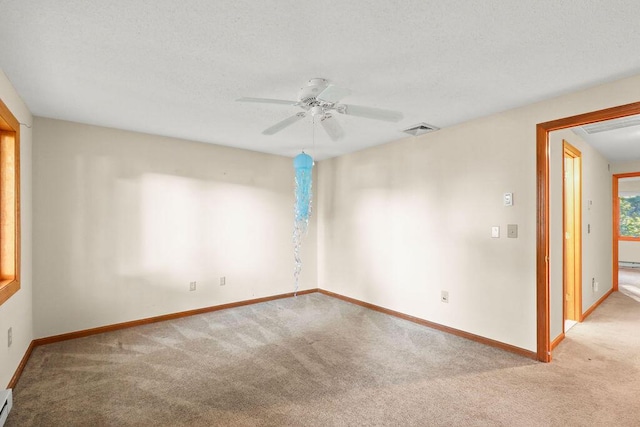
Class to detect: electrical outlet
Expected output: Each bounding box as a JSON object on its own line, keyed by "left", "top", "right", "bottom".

{"left": 220, "top": 276, "right": 226, "bottom": 286}
{"left": 189, "top": 281, "right": 196, "bottom": 291}
{"left": 441, "top": 290, "right": 449, "bottom": 303}
{"left": 594, "top": 281, "right": 599, "bottom": 292}
{"left": 8, "top": 327, "right": 12, "bottom": 347}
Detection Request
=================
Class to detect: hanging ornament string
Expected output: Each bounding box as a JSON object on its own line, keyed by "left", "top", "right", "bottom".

{"left": 292, "top": 115, "right": 315, "bottom": 296}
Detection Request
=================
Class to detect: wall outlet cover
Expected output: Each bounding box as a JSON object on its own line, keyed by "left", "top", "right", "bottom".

{"left": 441, "top": 290, "right": 449, "bottom": 303}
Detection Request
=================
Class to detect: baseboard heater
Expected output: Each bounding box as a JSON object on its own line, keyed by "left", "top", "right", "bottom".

{"left": 0, "top": 389, "right": 12, "bottom": 426}
{"left": 619, "top": 261, "right": 640, "bottom": 268}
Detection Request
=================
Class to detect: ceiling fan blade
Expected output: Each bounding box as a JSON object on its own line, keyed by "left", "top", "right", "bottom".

{"left": 340, "top": 104, "right": 403, "bottom": 122}
{"left": 316, "top": 85, "right": 352, "bottom": 104}
{"left": 262, "top": 112, "right": 306, "bottom": 135}
{"left": 236, "top": 97, "right": 299, "bottom": 106}
{"left": 320, "top": 114, "right": 344, "bottom": 141}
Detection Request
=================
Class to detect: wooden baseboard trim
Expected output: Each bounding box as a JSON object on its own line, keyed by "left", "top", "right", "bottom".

{"left": 318, "top": 289, "right": 537, "bottom": 360}
{"left": 33, "top": 288, "right": 318, "bottom": 347}
{"left": 13, "top": 285, "right": 540, "bottom": 389}
{"left": 7, "top": 340, "right": 35, "bottom": 389}
{"left": 581, "top": 288, "right": 614, "bottom": 321}
{"left": 550, "top": 332, "right": 565, "bottom": 351}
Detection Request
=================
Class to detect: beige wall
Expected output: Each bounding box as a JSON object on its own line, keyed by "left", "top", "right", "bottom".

{"left": 318, "top": 74, "right": 640, "bottom": 352}
{"left": 619, "top": 241, "right": 640, "bottom": 263}
{"left": 6, "top": 69, "right": 640, "bottom": 379}
{"left": 0, "top": 70, "right": 33, "bottom": 387}
{"left": 33, "top": 118, "right": 317, "bottom": 338}
{"left": 549, "top": 129, "right": 612, "bottom": 341}
{"left": 612, "top": 160, "right": 640, "bottom": 175}
{"left": 617, "top": 178, "right": 640, "bottom": 193}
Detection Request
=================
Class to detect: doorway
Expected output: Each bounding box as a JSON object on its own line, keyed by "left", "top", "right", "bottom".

{"left": 613, "top": 173, "right": 640, "bottom": 302}
{"left": 536, "top": 100, "right": 640, "bottom": 362}
{"left": 563, "top": 141, "right": 582, "bottom": 330}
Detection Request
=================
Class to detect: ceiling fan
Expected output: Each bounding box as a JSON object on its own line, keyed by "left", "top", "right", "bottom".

{"left": 236, "top": 78, "right": 403, "bottom": 141}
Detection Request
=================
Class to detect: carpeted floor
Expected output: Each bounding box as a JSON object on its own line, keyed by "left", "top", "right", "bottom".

{"left": 619, "top": 267, "right": 640, "bottom": 302}
{"left": 6, "top": 291, "right": 640, "bottom": 426}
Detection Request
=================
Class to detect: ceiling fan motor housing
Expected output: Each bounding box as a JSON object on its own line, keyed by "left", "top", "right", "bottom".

{"left": 298, "top": 78, "right": 329, "bottom": 105}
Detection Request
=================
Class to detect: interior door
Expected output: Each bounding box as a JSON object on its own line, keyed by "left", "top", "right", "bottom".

{"left": 563, "top": 141, "right": 582, "bottom": 324}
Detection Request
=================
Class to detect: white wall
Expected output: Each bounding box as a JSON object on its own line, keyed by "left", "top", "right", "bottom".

{"left": 548, "top": 129, "right": 612, "bottom": 341}
{"left": 619, "top": 241, "right": 640, "bottom": 263}
{"left": 318, "top": 74, "right": 640, "bottom": 352}
{"left": 617, "top": 178, "right": 640, "bottom": 193}
{"left": 33, "top": 118, "right": 317, "bottom": 338}
{"left": 0, "top": 70, "right": 33, "bottom": 387}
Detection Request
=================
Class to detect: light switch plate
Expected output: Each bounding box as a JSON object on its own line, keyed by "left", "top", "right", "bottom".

{"left": 491, "top": 226, "right": 500, "bottom": 238}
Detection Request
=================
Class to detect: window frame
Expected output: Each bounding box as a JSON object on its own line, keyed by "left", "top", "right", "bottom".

{"left": 0, "top": 97, "right": 21, "bottom": 306}
{"left": 617, "top": 191, "right": 640, "bottom": 241}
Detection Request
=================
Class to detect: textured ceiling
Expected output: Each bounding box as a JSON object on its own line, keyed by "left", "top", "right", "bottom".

{"left": 1, "top": 1, "right": 640, "bottom": 160}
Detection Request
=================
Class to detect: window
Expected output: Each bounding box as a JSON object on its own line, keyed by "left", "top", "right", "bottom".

{"left": 619, "top": 195, "right": 640, "bottom": 239}
{"left": 0, "top": 98, "right": 20, "bottom": 306}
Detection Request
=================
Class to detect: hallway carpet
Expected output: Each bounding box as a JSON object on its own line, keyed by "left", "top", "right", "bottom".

{"left": 619, "top": 267, "right": 640, "bottom": 302}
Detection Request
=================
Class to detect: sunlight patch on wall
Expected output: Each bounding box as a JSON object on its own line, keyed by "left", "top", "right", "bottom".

{"left": 114, "top": 173, "right": 277, "bottom": 287}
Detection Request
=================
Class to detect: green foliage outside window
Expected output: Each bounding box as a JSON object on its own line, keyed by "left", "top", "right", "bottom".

{"left": 619, "top": 196, "right": 640, "bottom": 237}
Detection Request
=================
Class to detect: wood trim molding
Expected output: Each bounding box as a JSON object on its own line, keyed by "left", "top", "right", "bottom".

{"left": 550, "top": 332, "right": 565, "bottom": 351}
{"left": 0, "top": 98, "right": 20, "bottom": 131}
{"left": 7, "top": 340, "right": 34, "bottom": 389}
{"left": 613, "top": 171, "right": 640, "bottom": 293}
{"left": 562, "top": 141, "right": 583, "bottom": 323}
{"left": 618, "top": 236, "right": 640, "bottom": 242}
{"left": 33, "top": 288, "right": 318, "bottom": 346}
{"left": 0, "top": 97, "right": 21, "bottom": 306}
{"left": 536, "top": 123, "right": 551, "bottom": 362}
{"left": 582, "top": 288, "right": 614, "bottom": 321}
{"left": 613, "top": 175, "right": 620, "bottom": 292}
{"left": 536, "top": 101, "right": 640, "bottom": 363}
{"left": 318, "top": 289, "right": 537, "bottom": 360}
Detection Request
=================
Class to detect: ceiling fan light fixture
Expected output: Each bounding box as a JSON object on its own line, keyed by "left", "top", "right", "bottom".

{"left": 237, "top": 78, "right": 404, "bottom": 138}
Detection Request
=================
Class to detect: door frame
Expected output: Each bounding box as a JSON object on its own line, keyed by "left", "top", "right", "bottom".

{"left": 612, "top": 171, "right": 640, "bottom": 292}
{"left": 536, "top": 101, "right": 640, "bottom": 362}
{"left": 562, "top": 141, "right": 582, "bottom": 324}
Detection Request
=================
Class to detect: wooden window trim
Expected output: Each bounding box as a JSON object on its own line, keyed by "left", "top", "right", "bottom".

{"left": 0, "top": 97, "right": 21, "bottom": 306}
{"left": 618, "top": 235, "right": 640, "bottom": 242}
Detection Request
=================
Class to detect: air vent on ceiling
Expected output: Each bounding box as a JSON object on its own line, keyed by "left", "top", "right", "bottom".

{"left": 402, "top": 122, "right": 439, "bottom": 136}
{"left": 581, "top": 115, "right": 640, "bottom": 134}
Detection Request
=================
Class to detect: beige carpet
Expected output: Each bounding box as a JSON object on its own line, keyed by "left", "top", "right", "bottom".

{"left": 6, "top": 291, "right": 640, "bottom": 426}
